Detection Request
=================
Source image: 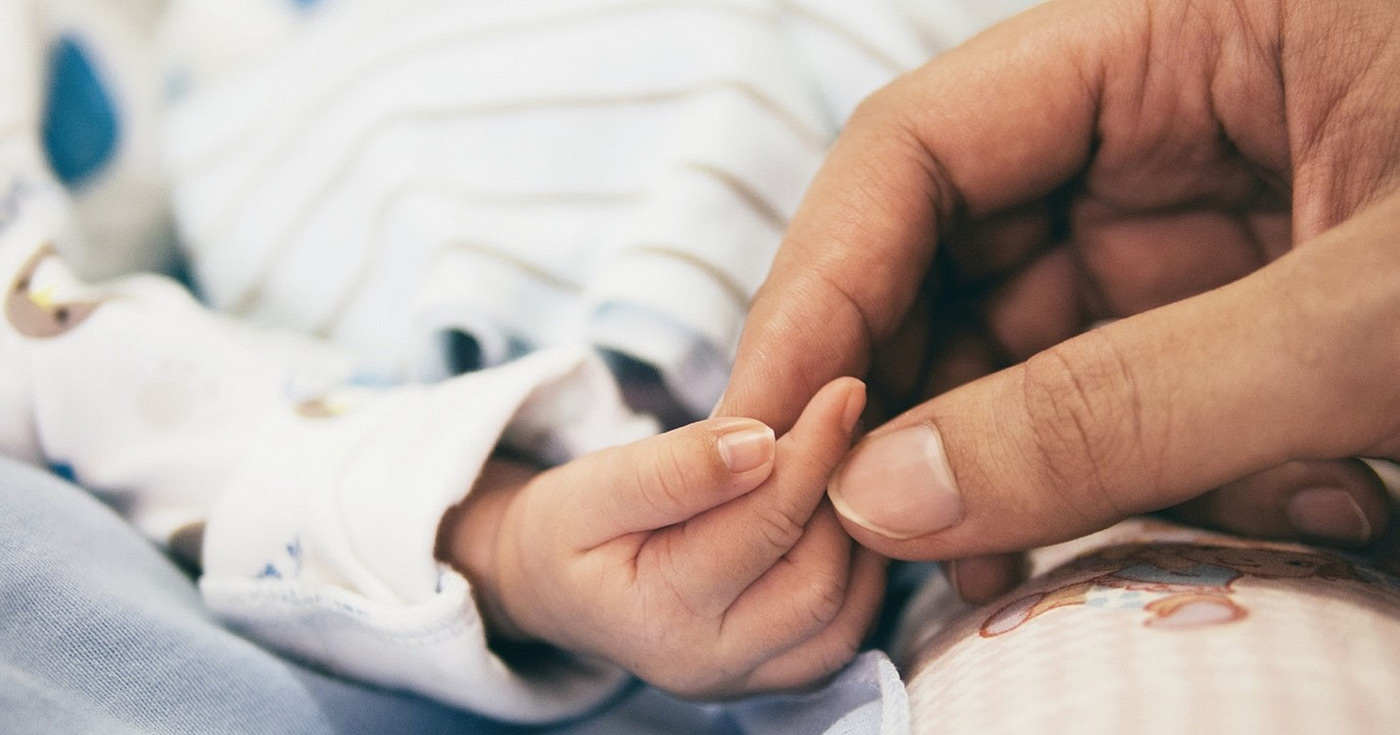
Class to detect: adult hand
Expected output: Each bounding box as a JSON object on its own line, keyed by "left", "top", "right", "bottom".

{"left": 716, "top": 0, "right": 1400, "bottom": 600}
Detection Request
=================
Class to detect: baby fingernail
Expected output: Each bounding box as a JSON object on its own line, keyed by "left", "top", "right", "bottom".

{"left": 1286, "top": 487, "right": 1373, "bottom": 543}
{"left": 841, "top": 380, "right": 867, "bottom": 434}
{"left": 718, "top": 423, "right": 775, "bottom": 473}
{"left": 828, "top": 423, "right": 963, "bottom": 540}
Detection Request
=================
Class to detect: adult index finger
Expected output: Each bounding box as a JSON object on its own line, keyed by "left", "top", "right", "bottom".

{"left": 826, "top": 193, "right": 1400, "bottom": 560}
{"left": 716, "top": 0, "right": 1110, "bottom": 431}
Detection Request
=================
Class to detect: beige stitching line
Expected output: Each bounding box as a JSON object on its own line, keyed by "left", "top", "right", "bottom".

{"left": 304, "top": 180, "right": 634, "bottom": 334}
{"left": 437, "top": 240, "right": 584, "bottom": 294}
{"left": 222, "top": 80, "right": 822, "bottom": 315}
{"left": 172, "top": 0, "right": 783, "bottom": 178}
{"left": 682, "top": 160, "right": 789, "bottom": 231}
{"left": 774, "top": 0, "right": 907, "bottom": 75}
{"left": 304, "top": 158, "right": 790, "bottom": 333}
{"left": 619, "top": 243, "right": 752, "bottom": 310}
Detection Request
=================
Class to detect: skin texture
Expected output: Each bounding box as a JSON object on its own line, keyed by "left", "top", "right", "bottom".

{"left": 715, "top": 0, "right": 1400, "bottom": 598}
{"left": 437, "top": 378, "right": 888, "bottom": 699}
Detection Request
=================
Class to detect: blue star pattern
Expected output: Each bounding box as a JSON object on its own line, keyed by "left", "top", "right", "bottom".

{"left": 255, "top": 536, "right": 305, "bottom": 579}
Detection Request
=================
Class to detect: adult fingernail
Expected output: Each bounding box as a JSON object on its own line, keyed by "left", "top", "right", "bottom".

{"left": 717, "top": 422, "right": 775, "bottom": 473}
{"left": 828, "top": 423, "right": 962, "bottom": 540}
{"left": 1286, "top": 487, "right": 1373, "bottom": 543}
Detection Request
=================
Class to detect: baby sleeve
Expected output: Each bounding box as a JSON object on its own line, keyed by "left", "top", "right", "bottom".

{"left": 199, "top": 350, "right": 651, "bottom": 723}
{"left": 0, "top": 155, "right": 648, "bottom": 724}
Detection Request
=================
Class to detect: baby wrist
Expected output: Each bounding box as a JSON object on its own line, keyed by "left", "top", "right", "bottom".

{"left": 436, "top": 458, "right": 535, "bottom": 643}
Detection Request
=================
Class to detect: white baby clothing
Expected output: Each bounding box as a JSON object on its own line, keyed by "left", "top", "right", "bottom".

{"left": 0, "top": 167, "right": 655, "bottom": 719}
{"left": 0, "top": 0, "right": 1037, "bottom": 723}
{"left": 157, "top": 0, "right": 957, "bottom": 413}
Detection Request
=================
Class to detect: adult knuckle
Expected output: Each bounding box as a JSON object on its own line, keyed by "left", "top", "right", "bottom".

{"left": 1020, "top": 330, "right": 1147, "bottom": 520}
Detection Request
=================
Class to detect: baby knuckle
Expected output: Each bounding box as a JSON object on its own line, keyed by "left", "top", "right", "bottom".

{"left": 751, "top": 502, "right": 807, "bottom": 551}
{"left": 824, "top": 637, "right": 863, "bottom": 677}
{"left": 771, "top": 638, "right": 861, "bottom": 694}
{"left": 797, "top": 567, "right": 848, "bottom": 628}
{"left": 646, "top": 659, "right": 737, "bottom": 700}
{"left": 814, "top": 631, "right": 863, "bottom": 677}
{"left": 636, "top": 442, "right": 697, "bottom": 514}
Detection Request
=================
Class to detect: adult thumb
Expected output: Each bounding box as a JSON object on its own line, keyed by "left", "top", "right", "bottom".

{"left": 825, "top": 198, "right": 1400, "bottom": 560}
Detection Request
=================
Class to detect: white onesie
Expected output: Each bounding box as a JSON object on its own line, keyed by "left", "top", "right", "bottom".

{"left": 0, "top": 0, "right": 1035, "bottom": 723}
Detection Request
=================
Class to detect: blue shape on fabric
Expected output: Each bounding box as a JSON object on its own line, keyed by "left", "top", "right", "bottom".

{"left": 163, "top": 69, "right": 193, "bottom": 103}
{"left": 257, "top": 564, "right": 282, "bottom": 580}
{"left": 0, "top": 178, "right": 35, "bottom": 235}
{"left": 42, "top": 35, "right": 120, "bottom": 187}
{"left": 48, "top": 462, "right": 77, "bottom": 483}
{"left": 290, "top": 0, "right": 323, "bottom": 9}
{"left": 347, "top": 371, "right": 398, "bottom": 388}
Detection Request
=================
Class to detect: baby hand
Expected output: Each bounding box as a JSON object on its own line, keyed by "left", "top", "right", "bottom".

{"left": 441, "top": 378, "right": 885, "bottom": 699}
